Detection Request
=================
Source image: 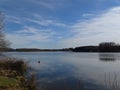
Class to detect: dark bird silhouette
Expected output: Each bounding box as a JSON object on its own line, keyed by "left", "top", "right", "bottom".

{"left": 38, "top": 61, "right": 40, "bottom": 63}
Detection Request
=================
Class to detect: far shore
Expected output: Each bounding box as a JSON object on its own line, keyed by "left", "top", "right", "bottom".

{"left": 1, "top": 42, "right": 120, "bottom": 52}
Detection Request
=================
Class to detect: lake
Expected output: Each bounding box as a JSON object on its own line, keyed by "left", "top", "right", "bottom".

{"left": 3, "top": 52, "right": 120, "bottom": 90}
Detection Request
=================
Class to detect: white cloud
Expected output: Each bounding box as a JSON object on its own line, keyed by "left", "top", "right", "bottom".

{"left": 27, "top": 18, "right": 66, "bottom": 27}
{"left": 6, "top": 14, "right": 67, "bottom": 27}
{"left": 6, "top": 15, "right": 23, "bottom": 24}
{"left": 5, "top": 14, "right": 69, "bottom": 48}
{"left": 30, "top": 14, "right": 68, "bottom": 27}
{"left": 6, "top": 26, "right": 55, "bottom": 48}
{"left": 6, "top": 6, "right": 120, "bottom": 48}
{"left": 26, "top": 0, "right": 69, "bottom": 10}
{"left": 60, "top": 6, "right": 120, "bottom": 48}
{"left": 82, "top": 13, "right": 94, "bottom": 17}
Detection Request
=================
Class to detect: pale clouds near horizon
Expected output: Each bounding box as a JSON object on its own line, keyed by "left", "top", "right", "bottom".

{"left": 6, "top": 6, "right": 120, "bottom": 48}
{"left": 59, "top": 7, "right": 120, "bottom": 48}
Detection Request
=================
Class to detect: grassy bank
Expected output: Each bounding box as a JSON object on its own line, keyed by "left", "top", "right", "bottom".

{"left": 0, "top": 58, "right": 35, "bottom": 90}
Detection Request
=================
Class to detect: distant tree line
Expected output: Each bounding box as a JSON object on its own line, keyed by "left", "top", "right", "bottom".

{"left": 15, "top": 48, "right": 65, "bottom": 52}
{"left": 72, "top": 42, "right": 120, "bottom": 52}
{"left": 1, "top": 42, "right": 120, "bottom": 52}
{"left": 72, "top": 46, "right": 98, "bottom": 52}
{"left": 99, "top": 42, "right": 120, "bottom": 52}
{"left": 0, "top": 48, "right": 72, "bottom": 52}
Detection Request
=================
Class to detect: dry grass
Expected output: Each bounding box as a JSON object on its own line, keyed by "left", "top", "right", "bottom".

{"left": 0, "top": 58, "right": 35, "bottom": 90}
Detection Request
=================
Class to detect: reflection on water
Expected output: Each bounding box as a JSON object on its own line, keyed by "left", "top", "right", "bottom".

{"left": 104, "top": 72, "right": 120, "bottom": 90}
{"left": 36, "top": 78, "right": 103, "bottom": 90}
{"left": 99, "top": 53, "right": 120, "bottom": 62}
{"left": 4, "top": 52, "right": 120, "bottom": 90}
{"left": 99, "top": 53, "right": 116, "bottom": 61}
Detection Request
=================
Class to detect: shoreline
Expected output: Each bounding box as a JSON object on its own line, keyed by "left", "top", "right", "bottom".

{"left": 0, "top": 58, "right": 36, "bottom": 90}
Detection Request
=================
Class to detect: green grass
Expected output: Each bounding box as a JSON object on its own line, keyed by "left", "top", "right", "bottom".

{"left": 0, "top": 76, "right": 18, "bottom": 87}
{"left": 0, "top": 76, "right": 29, "bottom": 90}
{"left": 0, "top": 58, "right": 31, "bottom": 90}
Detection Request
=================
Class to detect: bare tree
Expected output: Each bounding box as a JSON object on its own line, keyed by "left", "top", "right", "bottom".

{"left": 0, "top": 11, "right": 10, "bottom": 48}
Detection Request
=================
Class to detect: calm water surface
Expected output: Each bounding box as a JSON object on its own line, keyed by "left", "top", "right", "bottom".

{"left": 4, "top": 52, "right": 120, "bottom": 90}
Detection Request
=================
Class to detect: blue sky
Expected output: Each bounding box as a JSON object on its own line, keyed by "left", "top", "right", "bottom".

{"left": 1, "top": 0, "right": 120, "bottom": 49}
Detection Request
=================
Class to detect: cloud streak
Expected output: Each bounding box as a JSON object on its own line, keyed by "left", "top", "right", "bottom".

{"left": 6, "top": 14, "right": 67, "bottom": 27}
{"left": 25, "top": 0, "right": 69, "bottom": 10}
{"left": 5, "top": 6, "right": 120, "bottom": 48}
{"left": 60, "top": 6, "right": 120, "bottom": 48}
{"left": 6, "top": 26, "right": 55, "bottom": 48}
